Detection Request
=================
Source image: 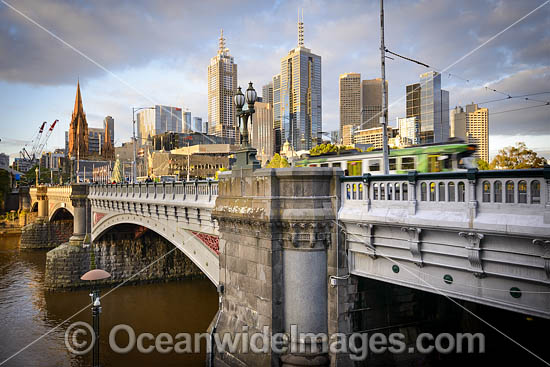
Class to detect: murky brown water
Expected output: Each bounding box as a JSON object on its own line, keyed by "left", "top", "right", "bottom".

{"left": 0, "top": 233, "right": 218, "bottom": 367}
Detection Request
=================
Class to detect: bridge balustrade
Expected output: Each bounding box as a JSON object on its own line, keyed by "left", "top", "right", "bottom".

{"left": 89, "top": 181, "right": 218, "bottom": 204}
{"left": 341, "top": 168, "right": 549, "bottom": 214}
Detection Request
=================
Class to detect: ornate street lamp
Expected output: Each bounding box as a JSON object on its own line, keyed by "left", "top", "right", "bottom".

{"left": 81, "top": 269, "right": 111, "bottom": 367}
{"left": 233, "top": 82, "right": 260, "bottom": 169}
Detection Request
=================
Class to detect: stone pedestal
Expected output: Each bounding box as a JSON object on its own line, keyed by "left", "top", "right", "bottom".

{"left": 69, "top": 183, "right": 89, "bottom": 246}
{"left": 211, "top": 167, "right": 342, "bottom": 366}
{"left": 36, "top": 185, "right": 48, "bottom": 223}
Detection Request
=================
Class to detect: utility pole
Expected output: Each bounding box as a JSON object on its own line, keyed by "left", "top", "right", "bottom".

{"left": 380, "top": 0, "right": 390, "bottom": 175}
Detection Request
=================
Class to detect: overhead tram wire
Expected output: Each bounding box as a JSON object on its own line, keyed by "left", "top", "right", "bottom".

{"left": 384, "top": 47, "right": 550, "bottom": 105}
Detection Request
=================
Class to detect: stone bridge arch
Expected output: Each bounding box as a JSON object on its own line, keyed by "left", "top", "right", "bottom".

{"left": 91, "top": 213, "right": 219, "bottom": 285}
{"left": 49, "top": 202, "right": 74, "bottom": 221}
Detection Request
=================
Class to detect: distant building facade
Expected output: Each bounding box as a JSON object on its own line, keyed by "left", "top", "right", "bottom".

{"left": 361, "top": 78, "right": 388, "bottom": 130}
{"left": 250, "top": 101, "right": 274, "bottom": 165}
{"left": 397, "top": 117, "right": 420, "bottom": 147}
{"left": 208, "top": 30, "right": 237, "bottom": 142}
{"left": 339, "top": 73, "right": 361, "bottom": 143}
{"left": 272, "top": 74, "right": 282, "bottom": 153}
{"left": 103, "top": 116, "right": 114, "bottom": 144}
{"left": 451, "top": 103, "right": 489, "bottom": 161}
{"left": 152, "top": 132, "right": 232, "bottom": 152}
{"left": 193, "top": 117, "right": 203, "bottom": 133}
{"left": 406, "top": 71, "right": 449, "bottom": 144}
{"left": 137, "top": 105, "right": 183, "bottom": 146}
{"left": 183, "top": 111, "right": 192, "bottom": 133}
{"left": 353, "top": 126, "right": 395, "bottom": 149}
{"left": 262, "top": 81, "right": 274, "bottom": 105}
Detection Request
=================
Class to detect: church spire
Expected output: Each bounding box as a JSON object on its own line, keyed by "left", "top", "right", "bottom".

{"left": 297, "top": 8, "right": 304, "bottom": 47}
{"left": 74, "top": 79, "right": 84, "bottom": 116}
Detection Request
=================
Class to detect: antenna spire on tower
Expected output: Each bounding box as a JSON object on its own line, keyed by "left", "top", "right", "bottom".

{"left": 218, "top": 29, "right": 227, "bottom": 54}
{"left": 297, "top": 8, "right": 304, "bottom": 47}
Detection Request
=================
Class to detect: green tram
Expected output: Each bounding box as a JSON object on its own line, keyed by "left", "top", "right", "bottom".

{"left": 295, "top": 142, "right": 477, "bottom": 176}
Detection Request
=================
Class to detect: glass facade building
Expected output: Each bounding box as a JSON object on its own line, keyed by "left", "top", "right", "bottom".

{"left": 406, "top": 71, "right": 449, "bottom": 144}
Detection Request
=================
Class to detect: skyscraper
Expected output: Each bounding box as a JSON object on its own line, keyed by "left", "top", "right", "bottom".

{"left": 137, "top": 105, "right": 183, "bottom": 146}
{"left": 279, "top": 14, "right": 322, "bottom": 151}
{"left": 361, "top": 78, "right": 388, "bottom": 130}
{"left": 68, "top": 80, "right": 89, "bottom": 158}
{"left": 193, "top": 117, "right": 203, "bottom": 133}
{"left": 103, "top": 116, "right": 114, "bottom": 145}
{"left": 208, "top": 29, "right": 238, "bottom": 142}
{"left": 262, "top": 82, "right": 274, "bottom": 105}
{"left": 339, "top": 73, "right": 361, "bottom": 142}
{"left": 406, "top": 71, "right": 449, "bottom": 144}
{"left": 250, "top": 102, "right": 274, "bottom": 165}
{"left": 272, "top": 74, "right": 282, "bottom": 152}
{"left": 183, "top": 111, "right": 192, "bottom": 133}
{"left": 451, "top": 103, "right": 489, "bottom": 161}
{"left": 397, "top": 117, "right": 420, "bottom": 147}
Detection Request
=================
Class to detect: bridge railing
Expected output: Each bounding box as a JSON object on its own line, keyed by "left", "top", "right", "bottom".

{"left": 341, "top": 168, "right": 549, "bottom": 217}
{"left": 89, "top": 181, "right": 218, "bottom": 204}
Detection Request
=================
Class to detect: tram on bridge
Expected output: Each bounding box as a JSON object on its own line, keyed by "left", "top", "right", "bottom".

{"left": 295, "top": 142, "right": 478, "bottom": 175}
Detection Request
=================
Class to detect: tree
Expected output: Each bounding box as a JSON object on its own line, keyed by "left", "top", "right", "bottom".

{"left": 266, "top": 153, "right": 290, "bottom": 168}
{"left": 476, "top": 159, "right": 490, "bottom": 170}
{"left": 309, "top": 143, "right": 361, "bottom": 156}
{"left": 111, "top": 159, "right": 123, "bottom": 183}
{"left": 489, "top": 142, "right": 546, "bottom": 169}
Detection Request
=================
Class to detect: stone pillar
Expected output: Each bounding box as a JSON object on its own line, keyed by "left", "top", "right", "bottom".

{"left": 212, "top": 167, "right": 342, "bottom": 367}
{"left": 19, "top": 186, "right": 31, "bottom": 211}
{"left": 36, "top": 185, "right": 49, "bottom": 222}
{"left": 69, "top": 183, "right": 89, "bottom": 245}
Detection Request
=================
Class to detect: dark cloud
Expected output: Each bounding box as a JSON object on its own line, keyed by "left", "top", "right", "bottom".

{"left": 0, "top": 0, "right": 547, "bottom": 138}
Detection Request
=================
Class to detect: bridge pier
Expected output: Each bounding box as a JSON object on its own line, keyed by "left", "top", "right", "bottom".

{"left": 212, "top": 168, "right": 347, "bottom": 366}
{"left": 36, "top": 185, "right": 49, "bottom": 222}
{"left": 69, "top": 183, "right": 89, "bottom": 245}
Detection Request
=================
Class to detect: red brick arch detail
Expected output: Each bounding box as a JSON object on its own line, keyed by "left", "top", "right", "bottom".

{"left": 191, "top": 231, "right": 219, "bottom": 255}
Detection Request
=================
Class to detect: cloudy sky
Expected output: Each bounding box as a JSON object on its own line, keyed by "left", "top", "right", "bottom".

{"left": 0, "top": 0, "right": 549, "bottom": 161}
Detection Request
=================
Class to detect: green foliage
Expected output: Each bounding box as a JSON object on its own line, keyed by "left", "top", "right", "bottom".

{"left": 476, "top": 159, "right": 490, "bottom": 170}
{"left": 266, "top": 153, "right": 290, "bottom": 168}
{"left": 489, "top": 142, "right": 546, "bottom": 169}
{"left": 309, "top": 143, "right": 362, "bottom": 156}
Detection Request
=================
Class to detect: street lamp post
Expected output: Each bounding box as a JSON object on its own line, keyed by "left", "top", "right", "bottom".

{"left": 80, "top": 269, "right": 111, "bottom": 367}
{"left": 132, "top": 107, "right": 155, "bottom": 183}
{"left": 233, "top": 82, "right": 261, "bottom": 170}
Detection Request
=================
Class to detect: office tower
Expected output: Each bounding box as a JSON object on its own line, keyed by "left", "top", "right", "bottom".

{"left": 262, "top": 81, "right": 274, "bottom": 105}
{"left": 250, "top": 102, "right": 274, "bottom": 165}
{"left": 272, "top": 74, "right": 282, "bottom": 152}
{"left": 397, "top": 117, "right": 420, "bottom": 147}
{"left": 88, "top": 128, "right": 103, "bottom": 155}
{"left": 450, "top": 106, "right": 466, "bottom": 140}
{"left": 137, "top": 105, "right": 183, "bottom": 146}
{"left": 279, "top": 14, "right": 322, "bottom": 151}
{"left": 339, "top": 73, "right": 361, "bottom": 142}
{"left": 451, "top": 103, "right": 489, "bottom": 161}
{"left": 193, "top": 117, "right": 203, "bottom": 133}
{"left": 68, "top": 80, "right": 89, "bottom": 158}
{"left": 103, "top": 116, "right": 114, "bottom": 144}
{"left": 183, "top": 111, "right": 192, "bottom": 133}
{"left": 353, "top": 126, "right": 394, "bottom": 149}
{"left": 330, "top": 130, "right": 340, "bottom": 144}
{"left": 361, "top": 78, "right": 388, "bottom": 130}
{"left": 406, "top": 71, "right": 450, "bottom": 144}
{"left": 342, "top": 125, "right": 355, "bottom": 146}
{"left": 208, "top": 29, "right": 238, "bottom": 142}
{"left": 202, "top": 121, "right": 209, "bottom": 135}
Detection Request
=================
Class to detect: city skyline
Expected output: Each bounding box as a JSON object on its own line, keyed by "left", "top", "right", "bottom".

{"left": 0, "top": 0, "right": 548, "bottom": 160}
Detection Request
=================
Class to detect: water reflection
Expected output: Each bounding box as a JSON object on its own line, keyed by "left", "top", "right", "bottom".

{"left": 0, "top": 234, "right": 218, "bottom": 367}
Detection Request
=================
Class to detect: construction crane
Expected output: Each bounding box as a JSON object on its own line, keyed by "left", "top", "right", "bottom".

{"left": 29, "top": 121, "right": 47, "bottom": 160}
{"left": 35, "top": 119, "right": 58, "bottom": 159}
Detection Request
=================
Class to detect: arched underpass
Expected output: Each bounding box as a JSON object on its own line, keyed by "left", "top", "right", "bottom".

{"left": 348, "top": 276, "right": 550, "bottom": 366}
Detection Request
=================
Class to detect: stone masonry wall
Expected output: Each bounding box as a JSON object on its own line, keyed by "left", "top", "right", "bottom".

{"left": 44, "top": 228, "right": 205, "bottom": 290}
{"left": 20, "top": 220, "right": 73, "bottom": 249}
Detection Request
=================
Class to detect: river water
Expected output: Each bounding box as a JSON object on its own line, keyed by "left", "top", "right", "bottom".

{"left": 0, "top": 234, "right": 219, "bottom": 367}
